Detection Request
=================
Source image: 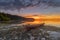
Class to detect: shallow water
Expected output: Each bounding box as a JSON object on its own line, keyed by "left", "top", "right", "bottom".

{"left": 0, "top": 21, "right": 60, "bottom": 40}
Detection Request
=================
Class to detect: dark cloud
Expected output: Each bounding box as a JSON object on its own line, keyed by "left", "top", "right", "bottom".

{"left": 0, "top": 0, "right": 60, "bottom": 10}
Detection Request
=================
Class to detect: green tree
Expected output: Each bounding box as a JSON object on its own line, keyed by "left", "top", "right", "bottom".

{"left": 0, "top": 12, "right": 10, "bottom": 21}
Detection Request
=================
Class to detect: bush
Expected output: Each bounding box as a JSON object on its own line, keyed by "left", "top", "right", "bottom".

{"left": 0, "top": 12, "right": 10, "bottom": 21}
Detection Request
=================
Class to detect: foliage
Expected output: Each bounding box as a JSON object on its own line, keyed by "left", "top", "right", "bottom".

{"left": 0, "top": 12, "right": 26, "bottom": 21}
{"left": 0, "top": 12, "right": 10, "bottom": 21}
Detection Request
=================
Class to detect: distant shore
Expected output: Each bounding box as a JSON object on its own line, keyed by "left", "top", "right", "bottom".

{"left": 0, "top": 20, "right": 24, "bottom": 24}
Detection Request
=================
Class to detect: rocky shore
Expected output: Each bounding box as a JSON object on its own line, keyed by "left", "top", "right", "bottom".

{"left": 0, "top": 24, "right": 60, "bottom": 40}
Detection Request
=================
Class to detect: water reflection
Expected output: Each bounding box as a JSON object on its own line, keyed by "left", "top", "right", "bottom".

{"left": 22, "top": 20, "right": 60, "bottom": 27}
{"left": 44, "top": 21, "right": 60, "bottom": 27}
{"left": 4, "top": 20, "right": 60, "bottom": 27}
{"left": 24, "top": 21, "right": 43, "bottom": 24}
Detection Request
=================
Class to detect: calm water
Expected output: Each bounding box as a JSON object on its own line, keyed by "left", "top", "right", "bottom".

{"left": 0, "top": 20, "right": 60, "bottom": 28}
{"left": 0, "top": 21, "right": 60, "bottom": 40}
{"left": 22, "top": 21, "right": 60, "bottom": 27}
{"left": 11, "top": 20, "right": 60, "bottom": 28}
{"left": 44, "top": 21, "right": 60, "bottom": 27}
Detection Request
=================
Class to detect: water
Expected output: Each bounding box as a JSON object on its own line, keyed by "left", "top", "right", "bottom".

{"left": 22, "top": 21, "right": 60, "bottom": 27}
{"left": 44, "top": 21, "right": 60, "bottom": 27}
{"left": 0, "top": 21, "right": 60, "bottom": 40}
{"left": 0, "top": 20, "right": 60, "bottom": 31}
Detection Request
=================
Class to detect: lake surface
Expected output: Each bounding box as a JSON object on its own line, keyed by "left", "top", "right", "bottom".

{"left": 0, "top": 21, "right": 60, "bottom": 40}
{"left": 1, "top": 20, "right": 60, "bottom": 27}
{"left": 0, "top": 20, "right": 60, "bottom": 31}
{"left": 21, "top": 21, "right": 60, "bottom": 27}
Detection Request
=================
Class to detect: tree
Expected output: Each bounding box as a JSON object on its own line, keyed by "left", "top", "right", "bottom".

{"left": 0, "top": 12, "right": 10, "bottom": 21}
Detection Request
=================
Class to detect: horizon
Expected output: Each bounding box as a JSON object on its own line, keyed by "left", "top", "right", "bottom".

{"left": 0, "top": 0, "right": 60, "bottom": 27}
{"left": 0, "top": 0, "right": 60, "bottom": 40}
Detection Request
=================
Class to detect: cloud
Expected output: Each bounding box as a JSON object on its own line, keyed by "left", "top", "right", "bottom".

{"left": 0, "top": 0, "right": 60, "bottom": 10}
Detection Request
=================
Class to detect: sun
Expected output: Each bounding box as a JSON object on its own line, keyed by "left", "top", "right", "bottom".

{"left": 25, "top": 15, "right": 40, "bottom": 20}
{"left": 32, "top": 16, "right": 40, "bottom": 19}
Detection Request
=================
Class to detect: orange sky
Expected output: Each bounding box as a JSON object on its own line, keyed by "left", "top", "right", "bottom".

{"left": 24, "top": 15, "right": 60, "bottom": 27}
{"left": 25, "top": 15, "right": 60, "bottom": 22}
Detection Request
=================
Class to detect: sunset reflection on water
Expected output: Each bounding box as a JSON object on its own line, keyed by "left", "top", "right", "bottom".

{"left": 25, "top": 15, "right": 60, "bottom": 27}
{"left": 25, "top": 21, "right": 43, "bottom": 24}
{"left": 24, "top": 20, "right": 60, "bottom": 27}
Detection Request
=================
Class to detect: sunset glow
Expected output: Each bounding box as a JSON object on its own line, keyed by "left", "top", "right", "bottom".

{"left": 0, "top": 0, "right": 60, "bottom": 39}
{"left": 25, "top": 15, "right": 60, "bottom": 26}
{"left": 32, "top": 16, "right": 40, "bottom": 19}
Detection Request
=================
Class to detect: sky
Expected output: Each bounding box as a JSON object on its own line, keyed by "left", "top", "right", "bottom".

{"left": 19, "top": 7, "right": 60, "bottom": 16}
{"left": 0, "top": 6, "right": 60, "bottom": 16}
{"left": 0, "top": 0, "right": 60, "bottom": 16}
{"left": 0, "top": 0, "right": 60, "bottom": 26}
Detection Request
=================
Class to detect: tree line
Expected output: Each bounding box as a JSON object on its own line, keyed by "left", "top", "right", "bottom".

{"left": 0, "top": 12, "right": 25, "bottom": 21}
